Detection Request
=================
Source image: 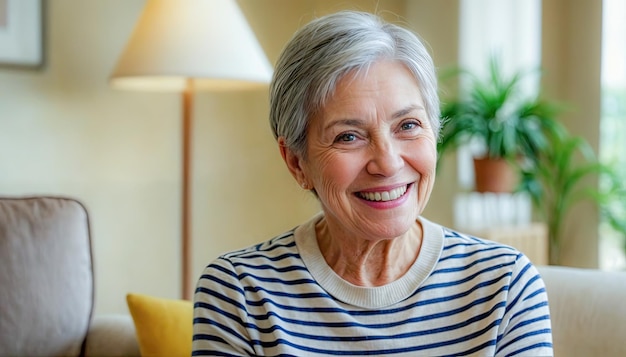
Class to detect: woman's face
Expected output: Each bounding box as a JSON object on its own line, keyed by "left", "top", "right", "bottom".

{"left": 282, "top": 60, "right": 437, "bottom": 241}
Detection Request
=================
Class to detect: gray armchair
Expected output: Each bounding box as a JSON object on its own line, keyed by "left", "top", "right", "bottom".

{"left": 0, "top": 196, "right": 139, "bottom": 356}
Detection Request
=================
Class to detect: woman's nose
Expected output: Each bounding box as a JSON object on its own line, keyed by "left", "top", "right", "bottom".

{"left": 366, "top": 138, "right": 404, "bottom": 176}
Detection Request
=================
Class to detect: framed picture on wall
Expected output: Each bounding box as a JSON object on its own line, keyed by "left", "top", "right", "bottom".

{"left": 0, "top": 0, "right": 44, "bottom": 69}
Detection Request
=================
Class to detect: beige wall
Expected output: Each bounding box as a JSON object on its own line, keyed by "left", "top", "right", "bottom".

{"left": 0, "top": 0, "right": 460, "bottom": 315}
{"left": 1, "top": 0, "right": 183, "bottom": 315}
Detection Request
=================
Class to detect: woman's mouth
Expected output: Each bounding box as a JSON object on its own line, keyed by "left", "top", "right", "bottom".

{"left": 357, "top": 185, "right": 409, "bottom": 202}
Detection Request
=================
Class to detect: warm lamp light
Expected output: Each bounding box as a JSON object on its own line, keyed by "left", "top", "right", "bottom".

{"left": 110, "top": 0, "right": 272, "bottom": 300}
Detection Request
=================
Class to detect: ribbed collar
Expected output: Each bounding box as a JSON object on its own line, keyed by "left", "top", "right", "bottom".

{"left": 294, "top": 212, "right": 444, "bottom": 308}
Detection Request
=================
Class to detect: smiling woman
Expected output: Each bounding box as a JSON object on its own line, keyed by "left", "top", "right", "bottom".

{"left": 192, "top": 10, "right": 553, "bottom": 356}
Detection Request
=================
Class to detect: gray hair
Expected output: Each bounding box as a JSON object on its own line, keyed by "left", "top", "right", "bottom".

{"left": 269, "top": 10, "right": 440, "bottom": 157}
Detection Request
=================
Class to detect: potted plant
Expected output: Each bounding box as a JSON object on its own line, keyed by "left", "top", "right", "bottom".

{"left": 437, "top": 56, "right": 563, "bottom": 192}
{"left": 519, "top": 126, "right": 626, "bottom": 265}
{"left": 438, "top": 57, "right": 626, "bottom": 265}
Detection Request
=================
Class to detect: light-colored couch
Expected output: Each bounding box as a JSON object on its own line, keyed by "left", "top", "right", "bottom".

{"left": 1, "top": 196, "right": 625, "bottom": 356}
{"left": 538, "top": 265, "right": 626, "bottom": 357}
{"left": 0, "top": 197, "right": 140, "bottom": 356}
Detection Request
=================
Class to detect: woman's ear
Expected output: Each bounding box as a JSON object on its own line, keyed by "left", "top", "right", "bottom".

{"left": 278, "top": 137, "right": 308, "bottom": 188}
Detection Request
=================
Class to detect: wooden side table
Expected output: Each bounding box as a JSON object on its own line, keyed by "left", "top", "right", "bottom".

{"left": 464, "top": 223, "right": 549, "bottom": 266}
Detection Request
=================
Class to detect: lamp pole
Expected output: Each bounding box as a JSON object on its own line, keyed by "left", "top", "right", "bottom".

{"left": 181, "top": 79, "right": 193, "bottom": 300}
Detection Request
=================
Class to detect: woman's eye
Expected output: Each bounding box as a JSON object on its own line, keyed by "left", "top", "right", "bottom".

{"left": 335, "top": 133, "right": 357, "bottom": 142}
{"left": 400, "top": 121, "right": 420, "bottom": 131}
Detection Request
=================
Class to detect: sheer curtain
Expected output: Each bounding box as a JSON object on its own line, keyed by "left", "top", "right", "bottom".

{"left": 599, "top": 0, "right": 626, "bottom": 270}
{"left": 457, "top": 0, "right": 542, "bottom": 190}
{"left": 453, "top": 0, "right": 541, "bottom": 231}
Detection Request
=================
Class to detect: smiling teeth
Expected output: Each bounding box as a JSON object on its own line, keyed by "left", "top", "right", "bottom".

{"left": 359, "top": 186, "right": 407, "bottom": 202}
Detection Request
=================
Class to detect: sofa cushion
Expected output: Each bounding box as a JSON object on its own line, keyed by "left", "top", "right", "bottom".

{"left": 84, "top": 314, "right": 140, "bottom": 357}
{"left": 539, "top": 265, "right": 626, "bottom": 357}
{"left": 126, "top": 293, "right": 193, "bottom": 357}
{"left": 0, "top": 197, "right": 94, "bottom": 356}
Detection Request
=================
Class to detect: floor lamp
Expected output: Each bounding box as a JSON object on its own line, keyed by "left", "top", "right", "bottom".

{"left": 109, "top": 0, "right": 272, "bottom": 300}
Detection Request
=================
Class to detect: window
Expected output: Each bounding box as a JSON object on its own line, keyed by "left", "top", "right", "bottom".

{"left": 599, "top": 0, "right": 626, "bottom": 270}
{"left": 457, "top": 0, "right": 542, "bottom": 191}
{"left": 453, "top": 0, "right": 541, "bottom": 231}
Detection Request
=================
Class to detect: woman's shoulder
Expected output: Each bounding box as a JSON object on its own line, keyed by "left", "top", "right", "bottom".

{"left": 219, "top": 228, "right": 299, "bottom": 262}
{"left": 442, "top": 226, "right": 520, "bottom": 252}
{"left": 198, "top": 227, "right": 313, "bottom": 297}
{"left": 419, "top": 217, "right": 520, "bottom": 257}
{"left": 434, "top": 225, "right": 530, "bottom": 271}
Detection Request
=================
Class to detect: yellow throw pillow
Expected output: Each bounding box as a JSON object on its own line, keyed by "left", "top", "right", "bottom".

{"left": 126, "top": 293, "right": 193, "bottom": 357}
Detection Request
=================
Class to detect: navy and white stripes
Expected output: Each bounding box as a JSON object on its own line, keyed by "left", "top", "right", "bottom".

{"left": 192, "top": 214, "right": 552, "bottom": 356}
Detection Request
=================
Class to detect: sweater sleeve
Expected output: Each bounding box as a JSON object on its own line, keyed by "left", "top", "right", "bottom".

{"left": 192, "top": 257, "right": 255, "bottom": 356}
{"left": 495, "top": 253, "right": 553, "bottom": 357}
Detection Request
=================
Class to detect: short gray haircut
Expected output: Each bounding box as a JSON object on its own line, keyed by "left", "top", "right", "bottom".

{"left": 270, "top": 10, "right": 440, "bottom": 157}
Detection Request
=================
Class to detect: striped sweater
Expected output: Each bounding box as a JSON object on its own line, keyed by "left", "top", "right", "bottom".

{"left": 192, "top": 213, "right": 553, "bottom": 356}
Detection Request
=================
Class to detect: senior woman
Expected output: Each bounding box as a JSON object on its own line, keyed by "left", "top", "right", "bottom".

{"left": 192, "top": 10, "right": 552, "bottom": 356}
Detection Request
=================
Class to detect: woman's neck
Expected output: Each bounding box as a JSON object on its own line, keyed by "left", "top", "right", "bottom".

{"left": 315, "top": 218, "right": 423, "bottom": 287}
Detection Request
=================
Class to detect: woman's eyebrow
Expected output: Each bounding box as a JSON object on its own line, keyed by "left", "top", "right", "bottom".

{"left": 323, "top": 118, "right": 365, "bottom": 131}
{"left": 392, "top": 105, "right": 426, "bottom": 119}
{"left": 322, "top": 105, "right": 426, "bottom": 131}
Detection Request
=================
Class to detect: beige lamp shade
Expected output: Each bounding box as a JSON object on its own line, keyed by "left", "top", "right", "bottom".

{"left": 110, "top": 0, "right": 273, "bottom": 91}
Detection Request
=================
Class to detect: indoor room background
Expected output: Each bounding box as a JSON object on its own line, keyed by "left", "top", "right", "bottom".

{"left": 0, "top": 0, "right": 604, "bottom": 315}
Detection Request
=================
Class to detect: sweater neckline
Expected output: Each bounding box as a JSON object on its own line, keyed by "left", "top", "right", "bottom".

{"left": 294, "top": 212, "right": 444, "bottom": 308}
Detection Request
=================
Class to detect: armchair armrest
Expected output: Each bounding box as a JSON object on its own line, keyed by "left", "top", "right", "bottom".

{"left": 85, "top": 314, "right": 140, "bottom": 357}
